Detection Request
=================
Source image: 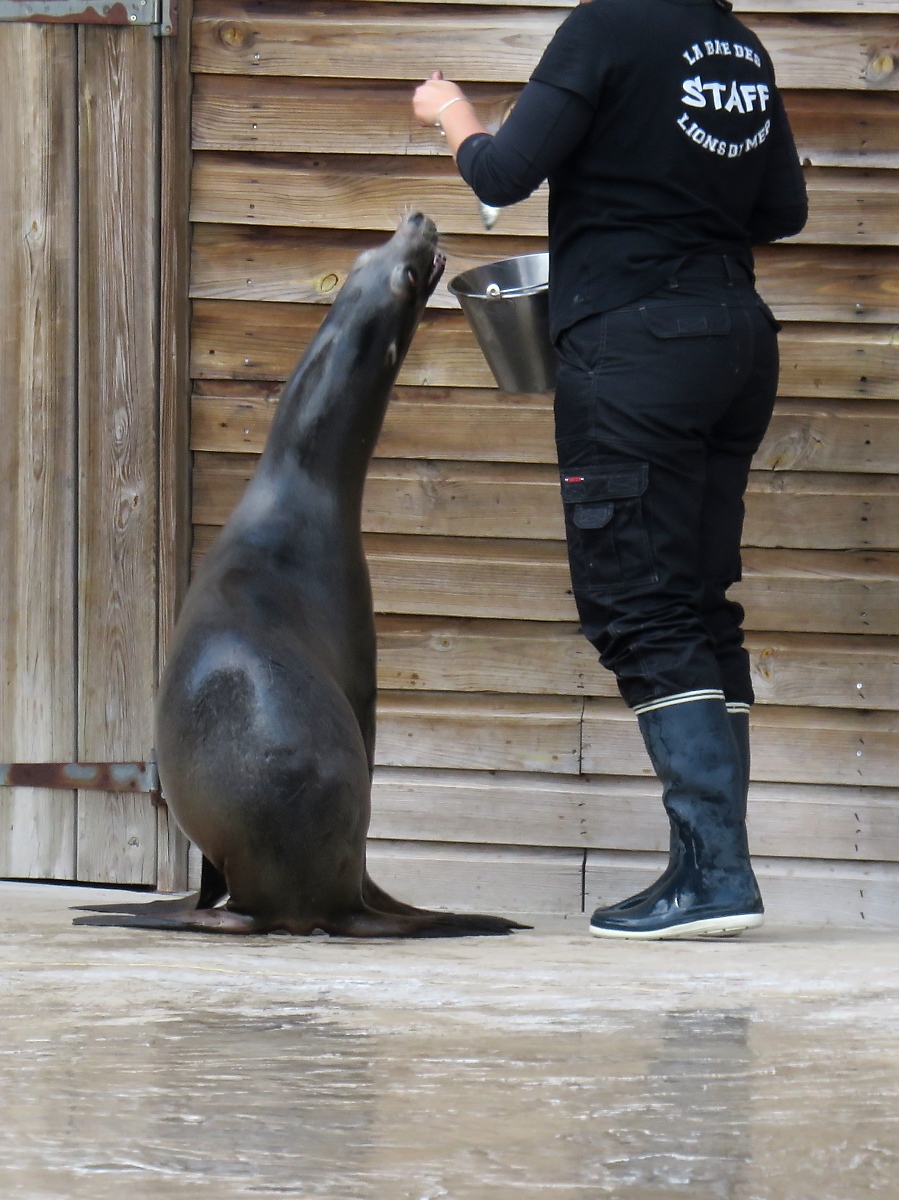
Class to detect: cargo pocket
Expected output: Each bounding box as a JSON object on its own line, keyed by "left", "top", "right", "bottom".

{"left": 640, "top": 304, "right": 731, "bottom": 338}
{"left": 560, "top": 463, "right": 656, "bottom": 592}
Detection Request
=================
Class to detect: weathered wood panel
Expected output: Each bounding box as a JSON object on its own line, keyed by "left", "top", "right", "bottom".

{"left": 747, "top": 631, "right": 899, "bottom": 708}
{"left": 157, "top": 3, "right": 195, "bottom": 892}
{"left": 190, "top": 224, "right": 541, "bottom": 309}
{"left": 190, "top": 151, "right": 544, "bottom": 233}
{"left": 192, "top": 3, "right": 899, "bottom": 92}
{"left": 186, "top": 528, "right": 899, "bottom": 636}
{"left": 744, "top": 471, "right": 899, "bottom": 549}
{"left": 756, "top": 400, "right": 899, "bottom": 473}
{"left": 0, "top": 26, "right": 78, "bottom": 880}
{"left": 182, "top": 383, "right": 521, "bottom": 460}
{"left": 194, "top": 451, "right": 899, "bottom": 550}
{"left": 192, "top": 76, "right": 899, "bottom": 168}
{"left": 289, "top": 686, "right": 899, "bottom": 783}
{"left": 191, "top": 301, "right": 899, "bottom": 398}
{"left": 191, "top": 154, "right": 899, "bottom": 245}
{"left": 735, "top": 547, "right": 899, "bottom": 635}
{"left": 192, "top": 75, "right": 516, "bottom": 157}
{"left": 370, "top": 766, "right": 899, "bottom": 861}
{"left": 160, "top": 13, "right": 196, "bottom": 676}
{"left": 581, "top": 697, "right": 899, "bottom": 786}
{"left": 376, "top": 617, "right": 609, "bottom": 698}
{"left": 77, "top": 28, "right": 159, "bottom": 886}
{"left": 374, "top": 615, "right": 899, "bottom": 711}
{"left": 800, "top": 166, "right": 899, "bottom": 244}
{"left": 193, "top": 384, "right": 899, "bottom": 476}
{"left": 787, "top": 90, "right": 899, "bottom": 168}
{"left": 367, "top": 839, "right": 584, "bottom": 916}
{"left": 190, "top": 224, "right": 899, "bottom": 323}
{"left": 376, "top": 692, "right": 583, "bottom": 773}
{"left": 367, "top": 837, "right": 899, "bottom": 925}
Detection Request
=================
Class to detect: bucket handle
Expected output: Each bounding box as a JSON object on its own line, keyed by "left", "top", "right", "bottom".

{"left": 479, "top": 281, "right": 547, "bottom": 301}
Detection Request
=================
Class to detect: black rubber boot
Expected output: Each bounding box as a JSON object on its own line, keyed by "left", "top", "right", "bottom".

{"left": 593, "top": 707, "right": 751, "bottom": 917}
{"left": 590, "top": 698, "right": 763, "bottom": 939}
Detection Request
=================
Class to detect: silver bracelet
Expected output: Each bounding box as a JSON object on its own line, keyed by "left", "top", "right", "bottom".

{"left": 433, "top": 95, "right": 465, "bottom": 135}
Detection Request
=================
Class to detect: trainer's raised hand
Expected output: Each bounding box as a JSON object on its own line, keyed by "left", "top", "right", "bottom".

{"left": 412, "top": 71, "right": 487, "bottom": 158}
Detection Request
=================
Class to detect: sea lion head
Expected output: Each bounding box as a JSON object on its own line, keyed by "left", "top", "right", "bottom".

{"left": 325, "top": 213, "right": 445, "bottom": 381}
{"left": 351, "top": 210, "right": 445, "bottom": 309}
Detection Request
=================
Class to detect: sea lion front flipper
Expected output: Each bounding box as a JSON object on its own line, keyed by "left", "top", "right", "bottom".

{"left": 74, "top": 856, "right": 230, "bottom": 917}
{"left": 196, "top": 856, "right": 229, "bottom": 908}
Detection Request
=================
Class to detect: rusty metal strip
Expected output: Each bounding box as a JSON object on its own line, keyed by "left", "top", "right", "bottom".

{"left": 0, "top": 0, "right": 176, "bottom": 32}
{"left": 0, "top": 761, "right": 162, "bottom": 803}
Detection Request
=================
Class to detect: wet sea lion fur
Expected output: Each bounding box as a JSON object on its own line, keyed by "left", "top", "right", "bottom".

{"left": 75, "top": 214, "right": 526, "bottom": 938}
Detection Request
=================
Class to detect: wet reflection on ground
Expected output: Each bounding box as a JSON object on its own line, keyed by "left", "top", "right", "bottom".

{"left": 602, "top": 1009, "right": 753, "bottom": 1196}
{"left": 3, "top": 1007, "right": 376, "bottom": 1198}
{"left": 1, "top": 883, "right": 897, "bottom": 1198}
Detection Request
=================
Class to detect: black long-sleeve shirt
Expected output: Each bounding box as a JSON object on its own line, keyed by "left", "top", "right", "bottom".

{"left": 456, "top": 0, "right": 808, "bottom": 338}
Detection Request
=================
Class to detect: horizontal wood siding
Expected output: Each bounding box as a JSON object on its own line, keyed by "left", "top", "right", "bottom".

{"left": 188, "top": 0, "right": 899, "bottom": 920}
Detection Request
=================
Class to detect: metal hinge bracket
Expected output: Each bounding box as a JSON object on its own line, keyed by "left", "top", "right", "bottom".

{"left": 0, "top": 0, "right": 176, "bottom": 33}
{"left": 0, "top": 760, "right": 164, "bottom": 805}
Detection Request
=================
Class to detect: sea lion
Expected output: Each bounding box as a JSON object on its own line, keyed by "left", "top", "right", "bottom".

{"left": 75, "top": 213, "right": 524, "bottom": 937}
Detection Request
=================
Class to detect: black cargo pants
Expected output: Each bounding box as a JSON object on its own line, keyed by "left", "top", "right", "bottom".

{"left": 553, "top": 256, "right": 780, "bottom": 713}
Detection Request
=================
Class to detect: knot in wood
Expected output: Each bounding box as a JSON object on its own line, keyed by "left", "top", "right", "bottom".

{"left": 864, "top": 53, "right": 896, "bottom": 85}
{"left": 220, "top": 23, "right": 251, "bottom": 48}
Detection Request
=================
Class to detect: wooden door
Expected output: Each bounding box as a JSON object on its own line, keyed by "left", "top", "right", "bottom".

{"left": 0, "top": 20, "right": 192, "bottom": 889}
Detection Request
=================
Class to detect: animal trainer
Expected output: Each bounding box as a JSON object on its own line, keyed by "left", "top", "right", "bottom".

{"left": 413, "top": 0, "right": 807, "bottom": 939}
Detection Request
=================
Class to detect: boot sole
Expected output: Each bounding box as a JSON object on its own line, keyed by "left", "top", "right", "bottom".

{"left": 590, "top": 912, "right": 764, "bottom": 941}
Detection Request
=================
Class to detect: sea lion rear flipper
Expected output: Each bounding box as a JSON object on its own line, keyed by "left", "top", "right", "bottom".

{"left": 424, "top": 912, "right": 531, "bottom": 935}
{"left": 72, "top": 908, "right": 265, "bottom": 934}
{"left": 72, "top": 893, "right": 201, "bottom": 917}
{"left": 361, "top": 871, "right": 427, "bottom": 917}
{"left": 361, "top": 872, "right": 530, "bottom": 932}
{"left": 324, "top": 907, "right": 530, "bottom": 938}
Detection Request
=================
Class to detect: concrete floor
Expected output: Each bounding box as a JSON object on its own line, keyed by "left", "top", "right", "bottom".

{"left": 1, "top": 882, "right": 897, "bottom": 1199}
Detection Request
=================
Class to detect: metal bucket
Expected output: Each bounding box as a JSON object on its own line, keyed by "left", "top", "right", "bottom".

{"left": 449, "top": 252, "right": 556, "bottom": 394}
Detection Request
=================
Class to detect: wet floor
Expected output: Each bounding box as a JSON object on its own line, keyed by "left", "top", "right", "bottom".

{"left": 1, "top": 882, "right": 897, "bottom": 1198}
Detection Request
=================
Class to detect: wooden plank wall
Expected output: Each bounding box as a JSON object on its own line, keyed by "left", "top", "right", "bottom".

{"left": 0, "top": 23, "right": 193, "bottom": 889}
{"left": 188, "top": 0, "right": 899, "bottom": 926}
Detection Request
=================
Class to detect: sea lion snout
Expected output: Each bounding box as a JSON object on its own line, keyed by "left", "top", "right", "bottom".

{"left": 348, "top": 213, "right": 444, "bottom": 313}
